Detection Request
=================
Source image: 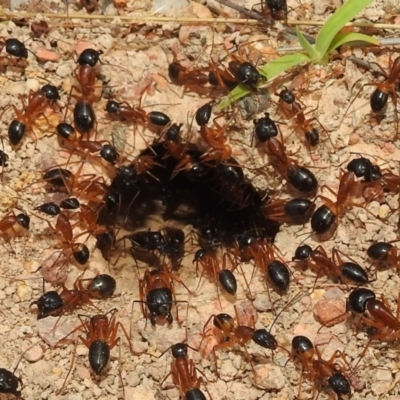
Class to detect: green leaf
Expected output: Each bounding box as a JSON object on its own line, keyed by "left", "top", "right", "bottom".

{"left": 217, "top": 84, "right": 251, "bottom": 110}
{"left": 259, "top": 53, "right": 312, "bottom": 78}
{"left": 296, "top": 27, "right": 317, "bottom": 60}
{"left": 326, "top": 32, "right": 380, "bottom": 53}
{"left": 315, "top": 0, "right": 373, "bottom": 58}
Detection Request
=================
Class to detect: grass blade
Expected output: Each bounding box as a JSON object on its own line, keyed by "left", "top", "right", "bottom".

{"left": 259, "top": 53, "right": 311, "bottom": 78}
{"left": 315, "top": 0, "right": 373, "bottom": 58}
{"left": 296, "top": 26, "right": 317, "bottom": 59}
{"left": 326, "top": 32, "right": 380, "bottom": 53}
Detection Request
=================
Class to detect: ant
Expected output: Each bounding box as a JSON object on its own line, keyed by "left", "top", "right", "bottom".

{"left": 0, "top": 38, "right": 28, "bottom": 70}
{"left": 0, "top": 209, "right": 30, "bottom": 252}
{"left": 0, "top": 341, "right": 43, "bottom": 398}
{"left": 292, "top": 244, "right": 370, "bottom": 286}
{"left": 225, "top": 49, "right": 265, "bottom": 90}
{"left": 253, "top": 133, "right": 318, "bottom": 194}
{"left": 262, "top": 197, "right": 316, "bottom": 225}
{"left": 125, "top": 227, "right": 185, "bottom": 268}
{"left": 199, "top": 117, "right": 233, "bottom": 163}
{"left": 0, "top": 368, "right": 22, "bottom": 398}
{"left": 310, "top": 167, "right": 374, "bottom": 237}
{"left": 56, "top": 122, "right": 119, "bottom": 166}
{"left": 201, "top": 303, "right": 291, "bottom": 377}
{"left": 57, "top": 308, "right": 140, "bottom": 395}
{"left": 231, "top": 231, "right": 290, "bottom": 297}
{"left": 291, "top": 335, "right": 354, "bottom": 399}
{"left": 342, "top": 287, "right": 400, "bottom": 369}
{"left": 61, "top": 48, "right": 104, "bottom": 135}
{"left": 367, "top": 241, "right": 400, "bottom": 273}
{"left": 30, "top": 273, "right": 116, "bottom": 319}
{"left": 105, "top": 99, "right": 171, "bottom": 132}
{"left": 42, "top": 164, "right": 110, "bottom": 204}
{"left": 276, "top": 86, "right": 329, "bottom": 150}
{"left": 33, "top": 206, "right": 92, "bottom": 269}
{"left": 133, "top": 263, "right": 191, "bottom": 327}
{"left": 193, "top": 248, "right": 237, "bottom": 298}
{"left": 7, "top": 83, "right": 60, "bottom": 147}
{"left": 161, "top": 343, "right": 210, "bottom": 400}
{"left": 168, "top": 54, "right": 211, "bottom": 95}
{"left": 345, "top": 55, "right": 400, "bottom": 135}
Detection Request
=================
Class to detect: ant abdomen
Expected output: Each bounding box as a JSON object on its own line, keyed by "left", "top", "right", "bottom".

{"left": 185, "top": 388, "right": 207, "bottom": 400}
{"left": 89, "top": 340, "right": 110, "bottom": 374}
{"left": 252, "top": 328, "right": 277, "bottom": 350}
{"left": 266, "top": 260, "right": 290, "bottom": 293}
{"left": 0, "top": 368, "right": 22, "bottom": 397}
{"left": 88, "top": 274, "right": 116, "bottom": 298}
{"left": 340, "top": 262, "right": 369, "bottom": 284}
{"left": 218, "top": 269, "right": 237, "bottom": 295}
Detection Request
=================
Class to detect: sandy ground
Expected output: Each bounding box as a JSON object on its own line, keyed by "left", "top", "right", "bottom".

{"left": 1, "top": 0, "right": 400, "bottom": 399}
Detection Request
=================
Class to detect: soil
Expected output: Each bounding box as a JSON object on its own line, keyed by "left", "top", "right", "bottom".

{"left": 1, "top": 0, "right": 400, "bottom": 399}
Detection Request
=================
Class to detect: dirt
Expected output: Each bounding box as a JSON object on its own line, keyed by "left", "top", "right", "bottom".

{"left": 0, "top": 0, "right": 400, "bottom": 399}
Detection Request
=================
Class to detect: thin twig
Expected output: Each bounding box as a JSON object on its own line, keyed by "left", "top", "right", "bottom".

{"left": 213, "top": 0, "right": 269, "bottom": 23}
{"left": 1, "top": 9, "right": 400, "bottom": 30}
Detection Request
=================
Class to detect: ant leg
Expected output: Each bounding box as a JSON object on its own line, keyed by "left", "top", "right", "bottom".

{"left": 56, "top": 338, "right": 80, "bottom": 395}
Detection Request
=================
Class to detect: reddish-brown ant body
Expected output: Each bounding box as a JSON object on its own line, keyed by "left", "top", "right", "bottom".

{"left": 262, "top": 197, "right": 315, "bottom": 225}
{"left": 292, "top": 244, "right": 370, "bottom": 285}
{"left": 168, "top": 55, "right": 211, "bottom": 95}
{"left": 254, "top": 133, "right": 318, "bottom": 194}
{"left": 277, "top": 87, "right": 328, "bottom": 149}
{"left": 199, "top": 119, "right": 232, "bottom": 162}
{"left": 161, "top": 343, "right": 209, "bottom": 400}
{"left": 310, "top": 169, "right": 370, "bottom": 237}
{"left": 134, "top": 263, "right": 190, "bottom": 326}
{"left": 57, "top": 308, "right": 139, "bottom": 395}
{"left": 7, "top": 84, "right": 60, "bottom": 147}
{"left": 291, "top": 335, "right": 353, "bottom": 399}
{"left": 345, "top": 56, "right": 400, "bottom": 134}
{"left": 201, "top": 304, "right": 289, "bottom": 377}
{"left": 30, "top": 274, "right": 116, "bottom": 319}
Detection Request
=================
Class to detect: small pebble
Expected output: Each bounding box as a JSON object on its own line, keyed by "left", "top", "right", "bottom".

{"left": 25, "top": 78, "right": 40, "bottom": 92}
{"left": 36, "top": 49, "right": 61, "bottom": 63}
{"left": 252, "top": 364, "right": 285, "bottom": 390}
{"left": 379, "top": 204, "right": 390, "bottom": 219}
{"left": 24, "top": 344, "right": 44, "bottom": 362}
{"left": 56, "top": 63, "right": 71, "bottom": 78}
{"left": 17, "top": 282, "right": 33, "bottom": 301}
{"left": 313, "top": 298, "right": 346, "bottom": 327}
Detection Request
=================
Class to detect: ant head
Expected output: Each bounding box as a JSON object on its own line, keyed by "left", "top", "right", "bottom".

{"left": 328, "top": 372, "right": 352, "bottom": 397}
{"left": 41, "top": 83, "right": 60, "bottom": 101}
{"left": 213, "top": 313, "right": 235, "bottom": 331}
{"left": 346, "top": 287, "right": 376, "bottom": 314}
{"left": 77, "top": 48, "right": 103, "bottom": 67}
{"left": 292, "top": 244, "right": 312, "bottom": 261}
{"left": 5, "top": 38, "right": 28, "bottom": 59}
{"left": 171, "top": 343, "right": 188, "bottom": 358}
{"left": 252, "top": 328, "right": 277, "bottom": 349}
{"left": 16, "top": 213, "right": 30, "bottom": 230}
